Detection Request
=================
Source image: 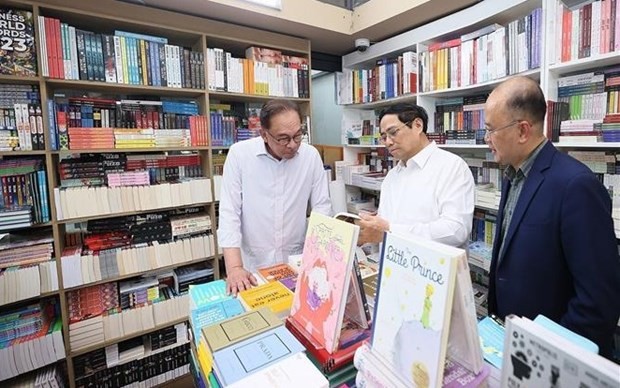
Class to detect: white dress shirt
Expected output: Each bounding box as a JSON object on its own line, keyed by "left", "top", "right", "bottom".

{"left": 378, "top": 141, "right": 474, "bottom": 248}
{"left": 217, "top": 137, "right": 333, "bottom": 272}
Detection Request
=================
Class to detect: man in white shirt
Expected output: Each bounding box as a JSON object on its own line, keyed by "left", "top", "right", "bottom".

{"left": 217, "top": 99, "right": 332, "bottom": 294}
{"left": 357, "top": 103, "right": 474, "bottom": 249}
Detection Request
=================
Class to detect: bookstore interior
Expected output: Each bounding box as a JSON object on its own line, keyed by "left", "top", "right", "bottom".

{"left": 0, "top": 0, "right": 619, "bottom": 387}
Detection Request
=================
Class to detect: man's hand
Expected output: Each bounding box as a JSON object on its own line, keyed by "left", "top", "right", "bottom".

{"left": 357, "top": 213, "right": 390, "bottom": 245}
{"left": 226, "top": 266, "right": 258, "bottom": 295}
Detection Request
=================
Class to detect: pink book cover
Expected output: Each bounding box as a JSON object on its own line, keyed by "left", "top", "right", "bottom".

{"left": 290, "top": 212, "right": 359, "bottom": 353}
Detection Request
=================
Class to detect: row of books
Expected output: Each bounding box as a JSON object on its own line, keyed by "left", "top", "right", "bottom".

{"left": 5, "top": 364, "right": 65, "bottom": 388}
{"left": 0, "top": 230, "right": 54, "bottom": 269}
{"left": 53, "top": 178, "right": 212, "bottom": 220}
{"left": 69, "top": 292, "right": 190, "bottom": 351}
{"left": 73, "top": 322, "right": 187, "bottom": 382}
{"left": 434, "top": 94, "right": 487, "bottom": 134}
{"left": 207, "top": 46, "right": 310, "bottom": 98}
{"left": 0, "top": 103, "right": 44, "bottom": 152}
{"left": 55, "top": 98, "right": 198, "bottom": 128}
{"left": 0, "top": 261, "right": 58, "bottom": 306}
{"left": 76, "top": 342, "right": 190, "bottom": 387}
{"left": 420, "top": 8, "right": 542, "bottom": 93}
{"left": 38, "top": 16, "right": 205, "bottom": 89}
{"left": 335, "top": 51, "right": 418, "bottom": 105}
{"left": 61, "top": 233, "right": 215, "bottom": 289}
{"left": 59, "top": 152, "right": 203, "bottom": 187}
{"left": 549, "top": 0, "right": 620, "bottom": 65}
{"left": 0, "top": 302, "right": 66, "bottom": 382}
{"left": 0, "top": 159, "right": 51, "bottom": 224}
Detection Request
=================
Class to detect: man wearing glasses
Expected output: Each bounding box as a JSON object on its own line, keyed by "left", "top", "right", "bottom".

{"left": 484, "top": 76, "right": 620, "bottom": 358}
{"left": 218, "top": 99, "right": 332, "bottom": 295}
{"left": 357, "top": 103, "right": 474, "bottom": 249}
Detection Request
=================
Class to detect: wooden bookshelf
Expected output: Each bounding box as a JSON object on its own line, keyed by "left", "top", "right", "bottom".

{"left": 0, "top": 0, "right": 312, "bottom": 386}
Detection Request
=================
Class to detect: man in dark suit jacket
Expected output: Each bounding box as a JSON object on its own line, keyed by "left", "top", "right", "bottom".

{"left": 485, "top": 76, "right": 620, "bottom": 358}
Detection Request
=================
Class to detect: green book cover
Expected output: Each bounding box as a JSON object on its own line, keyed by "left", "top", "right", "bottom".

{"left": 201, "top": 307, "right": 282, "bottom": 352}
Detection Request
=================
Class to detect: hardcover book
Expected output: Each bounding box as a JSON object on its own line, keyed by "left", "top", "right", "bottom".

{"left": 290, "top": 211, "right": 361, "bottom": 354}
{"left": 211, "top": 325, "right": 305, "bottom": 386}
{"left": 201, "top": 307, "right": 282, "bottom": 353}
{"left": 371, "top": 232, "right": 461, "bottom": 387}
{"left": 501, "top": 315, "right": 620, "bottom": 387}
{"left": 0, "top": 8, "right": 36, "bottom": 76}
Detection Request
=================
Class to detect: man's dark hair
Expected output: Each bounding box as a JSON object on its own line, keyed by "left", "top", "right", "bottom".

{"left": 506, "top": 80, "right": 547, "bottom": 126}
{"left": 260, "top": 99, "right": 302, "bottom": 130}
{"left": 378, "top": 103, "right": 429, "bottom": 133}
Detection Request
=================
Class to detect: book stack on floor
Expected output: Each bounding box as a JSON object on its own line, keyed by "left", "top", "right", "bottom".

{"left": 285, "top": 212, "right": 371, "bottom": 387}
{"left": 353, "top": 232, "right": 489, "bottom": 388}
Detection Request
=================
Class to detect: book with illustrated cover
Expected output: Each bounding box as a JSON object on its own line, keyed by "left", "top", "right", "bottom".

{"left": 290, "top": 211, "right": 361, "bottom": 354}
{"left": 501, "top": 315, "right": 619, "bottom": 387}
{"left": 257, "top": 262, "right": 297, "bottom": 282}
{"left": 371, "top": 232, "right": 461, "bottom": 387}
{"left": 0, "top": 8, "right": 36, "bottom": 76}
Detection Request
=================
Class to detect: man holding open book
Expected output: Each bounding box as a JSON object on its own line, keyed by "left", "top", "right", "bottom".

{"left": 356, "top": 103, "right": 475, "bottom": 249}
{"left": 217, "top": 99, "right": 332, "bottom": 295}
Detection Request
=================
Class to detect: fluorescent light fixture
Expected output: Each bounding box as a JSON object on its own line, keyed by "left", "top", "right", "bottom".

{"left": 240, "top": 0, "right": 281, "bottom": 10}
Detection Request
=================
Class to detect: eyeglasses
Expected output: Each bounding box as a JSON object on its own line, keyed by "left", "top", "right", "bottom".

{"left": 379, "top": 121, "right": 412, "bottom": 143}
{"left": 484, "top": 120, "right": 519, "bottom": 137}
{"left": 266, "top": 130, "right": 304, "bottom": 145}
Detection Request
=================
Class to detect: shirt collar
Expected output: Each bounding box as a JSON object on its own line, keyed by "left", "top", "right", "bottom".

{"left": 504, "top": 139, "right": 547, "bottom": 181}
{"left": 398, "top": 141, "right": 438, "bottom": 170}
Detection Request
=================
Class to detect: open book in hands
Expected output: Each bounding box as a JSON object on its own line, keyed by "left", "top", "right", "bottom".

{"left": 334, "top": 212, "right": 362, "bottom": 224}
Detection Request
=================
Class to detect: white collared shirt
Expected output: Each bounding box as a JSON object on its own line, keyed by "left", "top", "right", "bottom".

{"left": 378, "top": 141, "right": 474, "bottom": 248}
{"left": 217, "top": 136, "right": 333, "bottom": 272}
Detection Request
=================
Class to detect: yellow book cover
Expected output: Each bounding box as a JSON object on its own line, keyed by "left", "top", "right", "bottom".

{"left": 201, "top": 307, "right": 282, "bottom": 353}
{"left": 237, "top": 280, "right": 294, "bottom": 317}
{"left": 196, "top": 337, "right": 213, "bottom": 374}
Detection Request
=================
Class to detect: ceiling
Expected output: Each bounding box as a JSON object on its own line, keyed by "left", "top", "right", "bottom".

{"left": 118, "top": 0, "right": 480, "bottom": 56}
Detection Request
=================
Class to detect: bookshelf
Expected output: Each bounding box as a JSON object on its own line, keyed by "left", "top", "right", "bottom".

{"left": 0, "top": 0, "right": 313, "bottom": 386}
{"left": 337, "top": 0, "right": 620, "bottom": 321}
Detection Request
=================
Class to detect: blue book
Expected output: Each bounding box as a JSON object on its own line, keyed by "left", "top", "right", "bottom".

{"left": 189, "top": 280, "right": 230, "bottom": 309}
{"left": 190, "top": 298, "right": 244, "bottom": 343}
{"left": 478, "top": 316, "right": 505, "bottom": 369}
{"left": 533, "top": 315, "right": 598, "bottom": 353}
{"left": 212, "top": 325, "right": 305, "bottom": 386}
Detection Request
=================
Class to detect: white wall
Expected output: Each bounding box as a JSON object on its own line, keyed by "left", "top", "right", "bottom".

{"left": 311, "top": 73, "right": 343, "bottom": 146}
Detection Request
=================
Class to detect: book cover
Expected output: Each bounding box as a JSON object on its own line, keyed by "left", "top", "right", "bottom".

{"left": 371, "top": 232, "right": 461, "bottom": 387}
{"left": 189, "top": 298, "right": 244, "bottom": 344}
{"left": 0, "top": 8, "right": 36, "bottom": 76}
{"left": 237, "top": 280, "right": 293, "bottom": 318}
{"left": 257, "top": 262, "right": 297, "bottom": 282}
{"left": 477, "top": 315, "right": 505, "bottom": 370}
{"left": 201, "top": 307, "right": 282, "bottom": 353}
{"left": 290, "top": 211, "right": 360, "bottom": 354}
{"left": 501, "top": 315, "right": 620, "bottom": 387}
{"left": 211, "top": 325, "right": 305, "bottom": 386}
{"left": 226, "top": 352, "right": 328, "bottom": 388}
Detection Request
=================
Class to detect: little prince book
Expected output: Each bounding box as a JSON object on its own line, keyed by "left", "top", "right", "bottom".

{"left": 371, "top": 232, "right": 461, "bottom": 387}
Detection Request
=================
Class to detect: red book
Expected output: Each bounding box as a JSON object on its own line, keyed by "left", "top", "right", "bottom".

{"left": 285, "top": 316, "right": 368, "bottom": 373}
